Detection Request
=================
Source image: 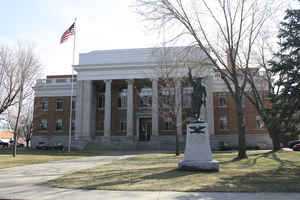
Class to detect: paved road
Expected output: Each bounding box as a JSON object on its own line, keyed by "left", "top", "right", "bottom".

{"left": 0, "top": 155, "right": 299, "bottom": 200}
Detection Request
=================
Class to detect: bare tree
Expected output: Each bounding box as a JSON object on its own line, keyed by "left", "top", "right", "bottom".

{"left": 136, "top": 0, "right": 284, "bottom": 159}
{"left": 1, "top": 43, "right": 42, "bottom": 157}
{"left": 0, "top": 46, "right": 22, "bottom": 115}
{"left": 157, "top": 76, "right": 183, "bottom": 156}
{"left": 15, "top": 101, "right": 34, "bottom": 148}
{"left": 156, "top": 55, "right": 184, "bottom": 156}
{"left": 151, "top": 46, "right": 210, "bottom": 156}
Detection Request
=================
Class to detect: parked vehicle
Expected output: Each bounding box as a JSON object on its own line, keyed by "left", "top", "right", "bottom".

{"left": 53, "top": 143, "right": 64, "bottom": 151}
{"left": 36, "top": 142, "right": 50, "bottom": 150}
{"left": 36, "top": 142, "right": 64, "bottom": 151}
{"left": 292, "top": 144, "right": 300, "bottom": 151}
{"left": 9, "top": 141, "right": 24, "bottom": 148}
{"left": 0, "top": 140, "right": 9, "bottom": 148}
{"left": 287, "top": 140, "right": 300, "bottom": 148}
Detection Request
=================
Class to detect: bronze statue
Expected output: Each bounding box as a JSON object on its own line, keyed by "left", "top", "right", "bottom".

{"left": 188, "top": 69, "right": 207, "bottom": 121}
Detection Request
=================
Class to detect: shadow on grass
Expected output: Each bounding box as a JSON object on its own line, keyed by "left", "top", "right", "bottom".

{"left": 251, "top": 150, "right": 299, "bottom": 169}
{"left": 190, "top": 151, "right": 300, "bottom": 192}
{"left": 188, "top": 166, "right": 300, "bottom": 192}
{"left": 52, "top": 167, "right": 219, "bottom": 190}
{"left": 53, "top": 160, "right": 300, "bottom": 192}
{"left": 219, "top": 150, "right": 297, "bottom": 167}
{"left": 46, "top": 150, "right": 300, "bottom": 192}
{"left": 141, "top": 168, "right": 218, "bottom": 180}
{"left": 75, "top": 168, "right": 200, "bottom": 190}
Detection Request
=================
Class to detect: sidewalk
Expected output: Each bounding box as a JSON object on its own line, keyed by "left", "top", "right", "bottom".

{"left": 0, "top": 155, "right": 299, "bottom": 200}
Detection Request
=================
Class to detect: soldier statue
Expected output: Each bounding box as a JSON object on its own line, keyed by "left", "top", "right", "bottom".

{"left": 188, "top": 69, "right": 207, "bottom": 121}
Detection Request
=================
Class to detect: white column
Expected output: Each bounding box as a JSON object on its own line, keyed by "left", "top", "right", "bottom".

{"left": 104, "top": 80, "right": 112, "bottom": 137}
{"left": 175, "top": 79, "right": 182, "bottom": 136}
{"left": 75, "top": 80, "right": 93, "bottom": 138}
{"left": 75, "top": 80, "right": 83, "bottom": 138}
{"left": 152, "top": 78, "right": 159, "bottom": 136}
{"left": 127, "top": 79, "right": 134, "bottom": 136}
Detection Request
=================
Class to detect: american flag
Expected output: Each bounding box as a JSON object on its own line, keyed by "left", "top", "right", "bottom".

{"left": 60, "top": 22, "right": 75, "bottom": 44}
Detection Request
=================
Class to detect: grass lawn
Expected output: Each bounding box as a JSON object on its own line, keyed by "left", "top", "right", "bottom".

{"left": 0, "top": 149, "right": 102, "bottom": 169}
{"left": 44, "top": 150, "right": 300, "bottom": 192}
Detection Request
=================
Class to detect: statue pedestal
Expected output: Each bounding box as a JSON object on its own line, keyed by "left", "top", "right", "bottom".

{"left": 178, "top": 122, "right": 219, "bottom": 171}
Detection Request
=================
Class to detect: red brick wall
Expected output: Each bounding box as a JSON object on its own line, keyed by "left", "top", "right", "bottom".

{"left": 213, "top": 92, "right": 268, "bottom": 135}
{"left": 33, "top": 96, "right": 75, "bottom": 136}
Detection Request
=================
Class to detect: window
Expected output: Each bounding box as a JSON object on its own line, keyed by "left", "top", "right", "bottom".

{"left": 56, "top": 97, "right": 64, "bottom": 111}
{"left": 71, "top": 120, "right": 75, "bottom": 130}
{"left": 161, "top": 94, "right": 170, "bottom": 106}
{"left": 41, "top": 98, "right": 48, "bottom": 111}
{"left": 97, "top": 94, "right": 105, "bottom": 109}
{"left": 139, "top": 88, "right": 152, "bottom": 108}
{"left": 71, "top": 96, "right": 76, "bottom": 110}
{"left": 219, "top": 96, "right": 227, "bottom": 107}
{"left": 162, "top": 94, "right": 174, "bottom": 108}
{"left": 118, "top": 89, "right": 127, "bottom": 109}
{"left": 220, "top": 116, "right": 228, "bottom": 130}
{"left": 120, "top": 117, "right": 127, "bottom": 132}
{"left": 99, "top": 120, "right": 104, "bottom": 131}
{"left": 183, "top": 88, "right": 192, "bottom": 108}
{"left": 161, "top": 88, "right": 175, "bottom": 108}
{"left": 56, "top": 78, "right": 67, "bottom": 83}
{"left": 56, "top": 119, "right": 63, "bottom": 131}
{"left": 140, "top": 96, "right": 152, "bottom": 107}
{"left": 256, "top": 116, "right": 264, "bottom": 129}
{"left": 40, "top": 119, "right": 47, "bottom": 130}
{"left": 163, "top": 118, "right": 173, "bottom": 130}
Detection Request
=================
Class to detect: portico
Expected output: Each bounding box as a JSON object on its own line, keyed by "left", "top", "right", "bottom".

{"left": 74, "top": 78, "right": 162, "bottom": 141}
{"left": 71, "top": 47, "right": 215, "bottom": 149}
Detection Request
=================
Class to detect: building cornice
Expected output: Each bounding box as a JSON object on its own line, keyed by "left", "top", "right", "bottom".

{"left": 33, "top": 84, "right": 77, "bottom": 97}
{"left": 73, "top": 62, "right": 214, "bottom": 81}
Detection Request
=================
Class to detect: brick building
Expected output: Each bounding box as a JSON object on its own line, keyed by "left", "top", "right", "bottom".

{"left": 32, "top": 47, "right": 272, "bottom": 150}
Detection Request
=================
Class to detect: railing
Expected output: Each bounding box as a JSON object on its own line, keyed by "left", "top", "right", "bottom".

{"left": 36, "top": 78, "right": 77, "bottom": 86}
{"left": 213, "top": 71, "right": 267, "bottom": 81}
{"left": 214, "top": 72, "right": 222, "bottom": 80}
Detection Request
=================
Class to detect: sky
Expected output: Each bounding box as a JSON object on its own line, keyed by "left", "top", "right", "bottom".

{"left": 0, "top": 0, "right": 160, "bottom": 76}
{"left": 0, "top": 0, "right": 297, "bottom": 78}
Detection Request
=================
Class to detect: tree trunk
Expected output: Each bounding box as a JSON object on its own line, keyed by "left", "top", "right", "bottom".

{"left": 13, "top": 132, "right": 17, "bottom": 157}
{"left": 270, "top": 131, "right": 281, "bottom": 151}
{"left": 26, "top": 139, "right": 30, "bottom": 148}
{"left": 236, "top": 101, "right": 248, "bottom": 160}
{"left": 13, "top": 82, "right": 24, "bottom": 157}
{"left": 175, "top": 131, "right": 180, "bottom": 156}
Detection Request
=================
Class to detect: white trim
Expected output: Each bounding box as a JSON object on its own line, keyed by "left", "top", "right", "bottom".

{"left": 73, "top": 62, "right": 214, "bottom": 81}
{"left": 34, "top": 85, "right": 77, "bottom": 97}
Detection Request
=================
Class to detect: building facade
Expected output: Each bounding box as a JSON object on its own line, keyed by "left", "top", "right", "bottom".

{"left": 0, "top": 118, "right": 13, "bottom": 144}
{"left": 32, "top": 47, "right": 272, "bottom": 150}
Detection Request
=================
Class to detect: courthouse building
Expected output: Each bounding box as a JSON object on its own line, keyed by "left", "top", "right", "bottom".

{"left": 32, "top": 47, "right": 272, "bottom": 150}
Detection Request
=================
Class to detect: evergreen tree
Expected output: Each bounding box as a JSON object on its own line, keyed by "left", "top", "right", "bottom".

{"left": 267, "top": 7, "right": 300, "bottom": 150}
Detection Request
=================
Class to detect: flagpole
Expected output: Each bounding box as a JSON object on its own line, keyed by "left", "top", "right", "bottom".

{"left": 68, "top": 18, "right": 77, "bottom": 152}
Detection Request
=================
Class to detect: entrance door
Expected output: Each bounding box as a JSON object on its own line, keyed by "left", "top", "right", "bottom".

{"left": 139, "top": 118, "right": 152, "bottom": 141}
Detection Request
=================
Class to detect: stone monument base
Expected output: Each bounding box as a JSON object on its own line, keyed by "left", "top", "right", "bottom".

{"left": 178, "top": 160, "right": 219, "bottom": 171}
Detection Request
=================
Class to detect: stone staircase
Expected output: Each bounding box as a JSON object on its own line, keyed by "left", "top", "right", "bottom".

{"left": 74, "top": 135, "right": 221, "bottom": 151}
{"left": 209, "top": 136, "right": 221, "bottom": 150}
{"left": 71, "top": 138, "right": 89, "bottom": 150}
